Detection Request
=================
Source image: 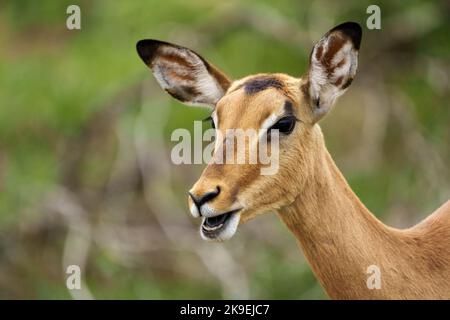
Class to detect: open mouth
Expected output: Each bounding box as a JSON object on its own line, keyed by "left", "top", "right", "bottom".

{"left": 201, "top": 209, "right": 241, "bottom": 240}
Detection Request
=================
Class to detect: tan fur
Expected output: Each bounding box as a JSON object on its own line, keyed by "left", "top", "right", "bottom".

{"left": 137, "top": 24, "right": 450, "bottom": 299}
{"left": 279, "top": 129, "right": 450, "bottom": 299}
{"left": 190, "top": 73, "right": 450, "bottom": 299}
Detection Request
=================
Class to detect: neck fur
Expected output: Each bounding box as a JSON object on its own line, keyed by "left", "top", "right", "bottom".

{"left": 278, "top": 134, "right": 403, "bottom": 299}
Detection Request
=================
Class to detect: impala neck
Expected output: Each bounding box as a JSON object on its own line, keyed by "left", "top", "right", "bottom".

{"left": 278, "top": 138, "right": 397, "bottom": 299}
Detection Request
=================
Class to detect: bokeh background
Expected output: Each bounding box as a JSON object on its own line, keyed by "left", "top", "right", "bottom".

{"left": 0, "top": 0, "right": 449, "bottom": 299}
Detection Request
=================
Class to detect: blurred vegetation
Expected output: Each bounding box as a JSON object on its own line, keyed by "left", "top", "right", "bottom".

{"left": 0, "top": 0, "right": 449, "bottom": 299}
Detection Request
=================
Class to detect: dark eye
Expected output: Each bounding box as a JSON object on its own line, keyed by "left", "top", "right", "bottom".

{"left": 269, "top": 116, "right": 297, "bottom": 135}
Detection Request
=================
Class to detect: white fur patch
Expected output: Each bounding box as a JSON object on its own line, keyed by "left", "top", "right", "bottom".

{"left": 199, "top": 203, "right": 217, "bottom": 217}
{"left": 260, "top": 113, "right": 279, "bottom": 132}
{"left": 200, "top": 212, "right": 241, "bottom": 242}
{"left": 309, "top": 34, "right": 358, "bottom": 118}
{"left": 190, "top": 203, "right": 200, "bottom": 218}
{"left": 151, "top": 45, "right": 225, "bottom": 108}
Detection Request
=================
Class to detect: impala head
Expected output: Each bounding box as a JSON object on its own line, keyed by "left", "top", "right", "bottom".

{"left": 137, "top": 22, "right": 362, "bottom": 241}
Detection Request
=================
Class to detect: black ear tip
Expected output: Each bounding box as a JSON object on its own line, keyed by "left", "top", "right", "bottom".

{"left": 136, "top": 39, "right": 161, "bottom": 65}
{"left": 332, "top": 22, "right": 362, "bottom": 49}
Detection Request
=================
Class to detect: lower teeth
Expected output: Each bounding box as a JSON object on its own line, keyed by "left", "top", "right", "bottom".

{"left": 202, "top": 223, "right": 224, "bottom": 231}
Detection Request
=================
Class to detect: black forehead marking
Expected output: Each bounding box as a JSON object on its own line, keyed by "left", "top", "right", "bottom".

{"left": 284, "top": 100, "right": 293, "bottom": 114}
{"left": 244, "top": 76, "right": 284, "bottom": 95}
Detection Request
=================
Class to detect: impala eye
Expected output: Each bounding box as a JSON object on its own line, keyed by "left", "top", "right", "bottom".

{"left": 269, "top": 116, "right": 297, "bottom": 135}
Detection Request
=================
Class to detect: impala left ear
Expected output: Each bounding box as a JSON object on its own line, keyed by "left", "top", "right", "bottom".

{"left": 136, "top": 39, "right": 231, "bottom": 108}
{"left": 305, "top": 22, "right": 362, "bottom": 122}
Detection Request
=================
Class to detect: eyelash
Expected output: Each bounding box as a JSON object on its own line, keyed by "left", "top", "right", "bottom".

{"left": 268, "top": 116, "right": 298, "bottom": 135}
{"left": 203, "top": 116, "right": 215, "bottom": 129}
{"left": 202, "top": 115, "right": 299, "bottom": 134}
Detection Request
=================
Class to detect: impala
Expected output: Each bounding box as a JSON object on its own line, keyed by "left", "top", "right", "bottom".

{"left": 136, "top": 22, "right": 450, "bottom": 299}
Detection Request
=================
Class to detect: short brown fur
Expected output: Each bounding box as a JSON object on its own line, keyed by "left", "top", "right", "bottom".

{"left": 137, "top": 23, "right": 450, "bottom": 299}
{"left": 190, "top": 73, "right": 450, "bottom": 299}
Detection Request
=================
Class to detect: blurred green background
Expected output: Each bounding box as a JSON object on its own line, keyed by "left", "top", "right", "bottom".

{"left": 0, "top": 0, "right": 449, "bottom": 299}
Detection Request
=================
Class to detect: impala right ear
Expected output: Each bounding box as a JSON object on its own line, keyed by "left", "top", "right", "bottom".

{"left": 305, "top": 22, "right": 362, "bottom": 122}
{"left": 136, "top": 40, "right": 231, "bottom": 108}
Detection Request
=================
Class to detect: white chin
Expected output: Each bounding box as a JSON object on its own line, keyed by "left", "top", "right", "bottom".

{"left": 200, "top": 212, "right": 241, "bottom": 241}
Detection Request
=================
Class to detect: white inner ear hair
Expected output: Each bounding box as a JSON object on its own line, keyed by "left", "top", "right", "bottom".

{"left": 309, "top": 36, "right": 358, "bottom": 117}
{"left": 152, "top": 45, "right": 225, "bottom": 107}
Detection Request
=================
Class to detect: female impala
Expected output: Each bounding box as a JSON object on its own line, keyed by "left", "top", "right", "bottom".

{"left": 136, "top": 22, "right": 450, "bottom": 299}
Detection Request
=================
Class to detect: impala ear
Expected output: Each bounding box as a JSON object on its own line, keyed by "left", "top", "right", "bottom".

{"left": 136, "top": 40, "right": 231, "bottom": 108}
{"left": 305, "top": 22, "right": 362, "bottom": 122}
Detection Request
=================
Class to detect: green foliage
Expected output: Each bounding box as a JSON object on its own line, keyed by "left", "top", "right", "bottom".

{"left": 0, "top": 0, "right": 448, "bottom": 299}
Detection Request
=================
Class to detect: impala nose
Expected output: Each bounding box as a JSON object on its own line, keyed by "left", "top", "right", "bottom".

{"left": 189, "top": 186, "right": 221, "bottom": 215}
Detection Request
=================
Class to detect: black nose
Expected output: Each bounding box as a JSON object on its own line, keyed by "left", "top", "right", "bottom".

{"left": 189, "top": 186, "right": 221, "bottom": 210}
